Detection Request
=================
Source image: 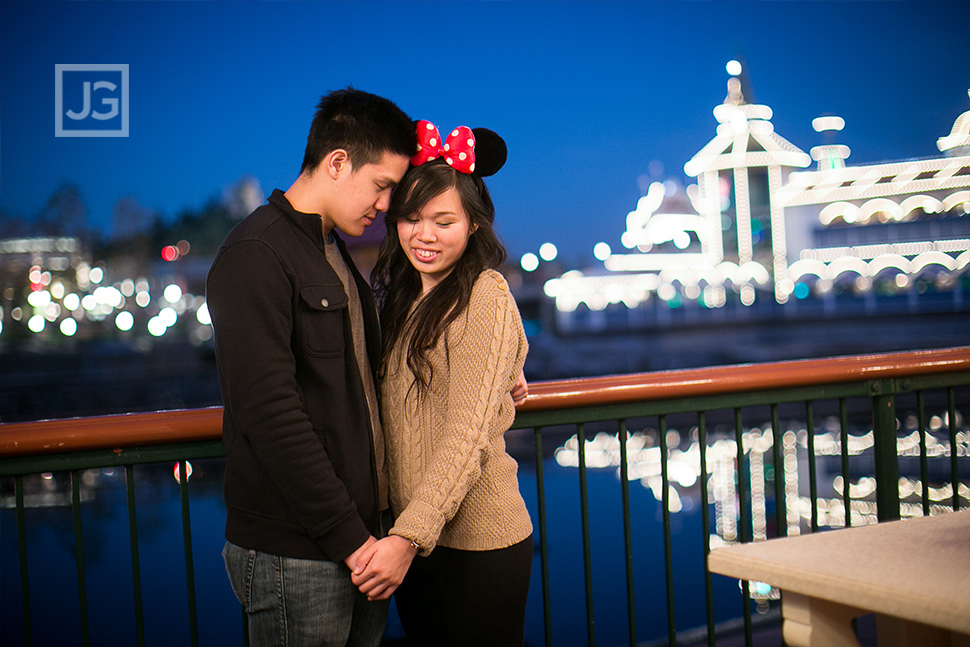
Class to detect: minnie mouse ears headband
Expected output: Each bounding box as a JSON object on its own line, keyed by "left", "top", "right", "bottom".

{"left": 410, "top": 120, "right": 507, "bottom": 177}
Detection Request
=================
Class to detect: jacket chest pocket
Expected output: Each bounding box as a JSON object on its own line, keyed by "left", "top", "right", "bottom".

{"left": 299, "top": 284, "right": 349, "bottom": 357}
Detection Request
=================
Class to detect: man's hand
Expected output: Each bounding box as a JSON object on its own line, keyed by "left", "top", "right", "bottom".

{"left": 350, "top": 535, "right": 418, "bottom": 601}
{"left": 343, "top": 535, "right": 378, "bottom": 572}
{"left": 511, "top": 370, "right": 528, "bottom": 406}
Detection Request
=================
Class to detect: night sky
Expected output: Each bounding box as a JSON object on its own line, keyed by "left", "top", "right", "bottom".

{"left": 2, "top": 0, "right": 968, "bottom": 265}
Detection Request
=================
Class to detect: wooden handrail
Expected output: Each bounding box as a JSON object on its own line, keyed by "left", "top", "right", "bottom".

{"left": 1, "top": 346, "right": 967, "bottom": 458}
{"left": 519, "top": 345, "right": 970, "bottom": 411}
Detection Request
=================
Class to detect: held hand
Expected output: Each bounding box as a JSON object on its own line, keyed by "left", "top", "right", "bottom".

{"left": 343, "top": 535, "right": 378, "bottom": 572}
{"left": 350, "top": 535, "right": 418, "bottom": 601}
{"left": 511, "top": 370, "right": 528, "bottom": 406}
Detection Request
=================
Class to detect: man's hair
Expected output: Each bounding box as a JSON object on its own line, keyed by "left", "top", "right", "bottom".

{"left": 301, "top": 88, "right": 415, "bottom": 174}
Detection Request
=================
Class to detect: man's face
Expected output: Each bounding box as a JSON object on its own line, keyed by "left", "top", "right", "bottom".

{"left": 327, "top": 151, "right": 410, "bottom": 237}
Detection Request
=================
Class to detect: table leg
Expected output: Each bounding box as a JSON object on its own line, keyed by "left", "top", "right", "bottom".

{"left": 876, "top": 615, "right": 970, "bottom": 647}
{"left": 783, "top": 591, "right": 864, "bottom": 647}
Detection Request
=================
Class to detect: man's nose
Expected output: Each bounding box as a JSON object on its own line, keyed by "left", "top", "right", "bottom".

{"left": 375, "top": 193, "right": 390, "bottom": 213}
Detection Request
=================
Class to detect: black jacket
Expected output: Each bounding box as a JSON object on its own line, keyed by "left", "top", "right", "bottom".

{"left": 206, "top": 189, "right": 381, "bottom": 562}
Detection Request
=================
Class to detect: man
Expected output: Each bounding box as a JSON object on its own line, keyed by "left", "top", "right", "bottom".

{"left": 206, "top": 88, "right": 414, "bottom": 646}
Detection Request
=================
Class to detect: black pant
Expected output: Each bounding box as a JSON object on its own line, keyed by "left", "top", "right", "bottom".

{"left": 394, "top": 535, "right": 533, "bottom": 647}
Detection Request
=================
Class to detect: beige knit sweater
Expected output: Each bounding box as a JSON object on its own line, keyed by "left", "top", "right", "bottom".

{"left": 382, "top": 269, "right": 533, "bottom": 554}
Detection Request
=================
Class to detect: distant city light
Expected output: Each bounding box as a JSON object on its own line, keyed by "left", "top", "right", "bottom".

{"left": 539, "top": 243, "right": 558, "bottom": 262}
{"left": 159, "top": 307, "right": 178, "bottom": 328}
{"left": 147, "top": 316, "right": 167, "bottom": 337}
{"left": 60, "top": 318, "right": 78, "bottom": 337}
{"left": 161, "top": 246, "right": 180, "bottom": 262}
{"left": 89, "top": 267, "right": 104, "bottom": 284}
{"left": 163, "top": 284, "right": 183, "bottom": 303}
{"left": 812, "top": 116, "right": 845, "bottom": 132}
{"left": 27, "top": 290, "right": 51, "bottom": 308}
{"left": 726, "top": 60, "right": 742, "bottom": 76}
{"left": 28, "top": 315, "right": 46, "bottom": 333}
{"left": 593, "top": 242, "right": 612, "bottom": 261}
{"left": 135, "top": 291, "right": 151, "bottom": 308}
{"left": 521, "top": 253, "right": 539, "bottom": 272}
{"left": 115, "top": 311, "right": 134, "bottom": 332}
{"left": 196, "top": 302, "right": 211, "bottom": 325}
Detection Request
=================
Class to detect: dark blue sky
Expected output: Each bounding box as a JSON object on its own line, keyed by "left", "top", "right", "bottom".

{"left": 2, "top": 0, "right": 968, "bottom": 264}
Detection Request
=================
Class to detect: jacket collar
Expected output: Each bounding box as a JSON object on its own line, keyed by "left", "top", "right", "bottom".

{"left": 268, "top": 189, "right": 329, "bottom": 250}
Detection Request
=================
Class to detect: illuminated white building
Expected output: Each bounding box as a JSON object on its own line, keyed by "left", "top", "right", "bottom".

{"left": 544, "top": 74, "right": 970, "bottom": 314}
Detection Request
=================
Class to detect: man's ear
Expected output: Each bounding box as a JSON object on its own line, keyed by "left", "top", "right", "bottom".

{"left": 325, "top": 149, "right": 351, "bottom": 180}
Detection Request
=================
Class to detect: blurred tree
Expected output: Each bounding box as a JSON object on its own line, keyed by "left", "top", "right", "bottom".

{"left": 38, "top": 183, "right": 90, "bottom": 240}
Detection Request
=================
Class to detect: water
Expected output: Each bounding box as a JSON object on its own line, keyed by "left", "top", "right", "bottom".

{"left": 1, "top": 454, "right": 744, "bottom": 647}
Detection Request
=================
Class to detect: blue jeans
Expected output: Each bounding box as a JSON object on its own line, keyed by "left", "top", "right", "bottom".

{"left": 223, "top": 542, "right": 388, "bottom": 647}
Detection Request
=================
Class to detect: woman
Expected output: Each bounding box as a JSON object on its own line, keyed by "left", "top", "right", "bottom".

{"left": 352, "top": 121, "right": 533, "bottom": 646}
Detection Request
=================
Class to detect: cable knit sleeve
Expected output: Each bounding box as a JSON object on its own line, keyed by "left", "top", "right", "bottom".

{"left": 389, "top": 270, "right": 526, "bottom": 553}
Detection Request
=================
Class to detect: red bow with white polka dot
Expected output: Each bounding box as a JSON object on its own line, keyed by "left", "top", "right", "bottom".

{"left": 411, "top": 120, "right": 476, "bottom": 174}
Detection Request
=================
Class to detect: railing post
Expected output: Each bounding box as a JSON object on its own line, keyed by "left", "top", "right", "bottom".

{"left": 533, "top": 427, "right": 552, "bottom": 647}
{"left": 870, "top": 380, "right": 900, "bottom": 522}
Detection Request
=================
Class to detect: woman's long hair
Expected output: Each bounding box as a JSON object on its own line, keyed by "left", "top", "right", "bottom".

{"left": 371, "top": 160, "right": 506, "bottom": 392}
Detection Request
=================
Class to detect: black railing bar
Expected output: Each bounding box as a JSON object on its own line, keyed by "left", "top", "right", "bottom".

{"left": 839, "top": 398, "right": 851, "bottom": 527}
{"left": 917, "top": 391, "right": 930, "bottom": 517}
{"left": 15, "top": 475, "right": 33, "bottom": 646}
{"left": 733, "top": 408, "right": 752, "bottom": 647}
{"left": 0, "top": 441, "right": 227, "bottom": 478}
{"left": 770, "top": 404, "right": 786, "bottom": 540}
{"left": 617, "top": 419, "right": 636, "bottom": 647}
{"left": 948, "top": 387, "right": 960, "bottom": 512}
{"left": 576, "top": 423, "right": 595, "bottom": 647}
{"left": 71, "top": 469, "right": 90, "bottom": 646}
{"left": 178, "top": 459, "right": 200, "bottom": 647}
{"left": 512, "top": 382, "right": 878, "bottom": 429}
{"left": 658, "top": 414, "right": 677, "bottom": 647}
{"left": 697, "top": 412, "right": 716, "bottom": 647}
{"left": 946, "top": 386, "right": 960, "bottom": 511}
{"left": 532, "top": 427, "right": 552, "bottom": 647}
{"left": 805, "top": 401, "right": 819, "bottom": 534}
{"left": 125, "top": 464, "right": 145, "bottom": 646}
{"left": 872, "top": 384, "right": 901, "bottom": 522}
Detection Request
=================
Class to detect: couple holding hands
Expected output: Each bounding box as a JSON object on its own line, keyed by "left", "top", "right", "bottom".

{"left": 206, "top": 88, "right": 533, "bottom": 646}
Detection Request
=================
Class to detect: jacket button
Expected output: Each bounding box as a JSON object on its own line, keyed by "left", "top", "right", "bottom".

{"left": 321, "top": 299, "right": 329, "bottom": 307}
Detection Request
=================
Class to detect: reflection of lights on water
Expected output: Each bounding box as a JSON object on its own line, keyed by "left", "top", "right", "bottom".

{"left": 552, "top": 418, "right": 968, "bottom": 540}
{"left": 173, "top": 461, "right": 193, "bottom": 483}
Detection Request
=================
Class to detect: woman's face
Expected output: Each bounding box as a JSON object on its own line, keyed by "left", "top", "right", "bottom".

{"left": 397, "top": 186, "right": 476, "bottom": 294}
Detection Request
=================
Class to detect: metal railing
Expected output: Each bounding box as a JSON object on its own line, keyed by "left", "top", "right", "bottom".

{"left": 1, "top": 346, "right": 968, "bottom": 646}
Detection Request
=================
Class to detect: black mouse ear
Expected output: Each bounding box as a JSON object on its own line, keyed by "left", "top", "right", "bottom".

{"left": 472, "top": 128, "right": 507, "bottom": 177}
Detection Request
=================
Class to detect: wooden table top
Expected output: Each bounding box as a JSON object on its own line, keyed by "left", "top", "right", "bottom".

{"left": 707, "top": 511, "right": 970, "bottom": 635}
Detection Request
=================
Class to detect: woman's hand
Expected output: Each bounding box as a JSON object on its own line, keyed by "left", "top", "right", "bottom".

{"left": 350, "top": 535, "right": 419, "bottom": 600}
{"left": 511, "top": 370, "right": 528, "bottom": 406}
